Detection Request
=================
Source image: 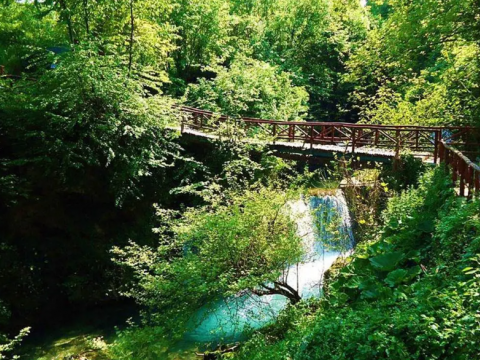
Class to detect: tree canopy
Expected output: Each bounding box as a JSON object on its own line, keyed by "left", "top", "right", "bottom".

{"left": 112, "top": 187, "right": 303, "bottom": 346}
{"left": 1, "top": 0, "right": 480, "bottom": 358}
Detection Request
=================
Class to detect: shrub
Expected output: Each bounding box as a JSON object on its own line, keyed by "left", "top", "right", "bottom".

{"left": 236, "top": 168, "right": 480, "bottom": 360}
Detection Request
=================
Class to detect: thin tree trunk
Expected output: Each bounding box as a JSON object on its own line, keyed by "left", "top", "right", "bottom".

{"left": 253, "top": 281, "right": 302, "bottom": 305}
{"left": 128, "top": 0, "right": 134, "bottom": 74}
{"left": 83, "top": 0, "right": 89, "bottom": 35}
{"left": 274, "top": 281, "right": 301, "bottom": 304}
{"left": 58, "top": 0, "right": 74, "bottom": 43}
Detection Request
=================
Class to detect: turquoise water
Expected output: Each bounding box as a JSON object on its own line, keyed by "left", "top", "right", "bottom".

{"left": 173, "top": 192, "right": 354, "bottom": 353}
{"left": 183, "top": 294, "right": 288, "bottom": 344}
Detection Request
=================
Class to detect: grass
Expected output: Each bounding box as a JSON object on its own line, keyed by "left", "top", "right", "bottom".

{"left": 23, "top": 330, "right": 111, "bottom": 360}
{"left": 19, "top": 303, "right": 137, "bottom": 360}
{"left": 306, "top": 177, "right": 340, "bottom": 197}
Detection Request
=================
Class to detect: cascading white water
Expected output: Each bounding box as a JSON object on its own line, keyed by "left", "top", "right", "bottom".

{"left": 285, "top": 190, "right": 354, "bottom": 299}
{"left": 177, "top": 190, "right": 354, "bottom": 350}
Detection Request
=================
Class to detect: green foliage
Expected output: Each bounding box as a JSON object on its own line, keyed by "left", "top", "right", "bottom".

{"left": 108, "top": 324, "right": 167, "bottom": 360}
{"left": 2, "top": 0, "right": 480, "bottom": 358}
{"left": 382, "top": 153, "right": 427, "bottom": 192}
{"left": 369, "top": 251, "right": 404, "bottom": 272}
{"left": 0, "top": 0, "right": 183, "bottom": 336}
{"left": 111, "top": 186, "right": 303, "bottom": 353}
{"left": 2, "top": 46, "right": 179, "bottom": 203}
{"left": 243, "top": 0, "right": 369, "bottom": 120}
{"left": 0, "top": 327, "right": 30, "bottom": 360}
{"left": 347, "top": 0, "right": 480, "bottom": 126}
{"left": 172, "top": 0, "right": 368, "bottom": 120}
{"left": 168, "top": 0, "right": 232, "bottom": 85}
{"left": 236, "top": 168, "right": 480, "bottom": 360}
{"left": 0, "top": 3, "right": 63, "bottom": 73}
{"left": 433, "top": 198, "right": 480, "bottom": 265}
{"left": 331, "top": 157, "right": 388, "bottom": 242}
{"left": 0, "top": 303, "right": 27, "bottom": 360}
{"left": 186, "top": 56, "right": 309, "bottom": 120}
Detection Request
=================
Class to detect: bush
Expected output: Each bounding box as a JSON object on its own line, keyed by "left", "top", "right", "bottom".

{"left": 111, "top": 186, "right": 304, "bottom": 355}
{"left": 0, "top": 46, "right": 180, "bottom": 330}
{"left": 186, "top": 56, "right": 309, "bottom": 120}
{"left": 236, "top": 168, "right": 480, "bottom": 360}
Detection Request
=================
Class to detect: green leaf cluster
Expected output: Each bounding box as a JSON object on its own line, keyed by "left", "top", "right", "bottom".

{"left": 236, "top": 168, "right": 480, "bottom": 359}
{"left": 347, "top": 0, "right": 480, "bottom": 126}
{"left": 186, "top": 56, "right": 309, "bottom": 121}
{"left": 111, "top": 186, "right": 303, "bottom": 353}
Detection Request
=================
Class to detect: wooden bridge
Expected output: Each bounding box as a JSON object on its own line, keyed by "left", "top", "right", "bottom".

{"left": 3, "top": 69, "right": 477, "bottom": 196}
{"left": 179, "top": 106, "right": 480, "bottom": 198}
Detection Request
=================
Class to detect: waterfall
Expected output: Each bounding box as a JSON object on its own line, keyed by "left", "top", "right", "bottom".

{"left": 283, "top": 189, "right": 354, "bottom": 299}
{"left": 178, "top": 190, "right": 355, "bottom": 349}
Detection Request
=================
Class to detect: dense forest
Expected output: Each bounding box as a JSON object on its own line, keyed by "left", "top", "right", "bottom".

{"left": 0, "top": 0, "right": 479, "bottom": 359}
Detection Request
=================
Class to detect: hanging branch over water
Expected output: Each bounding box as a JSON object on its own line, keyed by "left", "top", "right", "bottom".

{"left": 252, "top": 281, "right": 301, "bottom": 304}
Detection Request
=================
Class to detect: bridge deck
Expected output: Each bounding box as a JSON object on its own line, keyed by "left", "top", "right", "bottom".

{"left": 176, "top": 106, "right": 480, "bottom": 197}
{"left": 181, "top": 127, "right": 434, "bottom": 163}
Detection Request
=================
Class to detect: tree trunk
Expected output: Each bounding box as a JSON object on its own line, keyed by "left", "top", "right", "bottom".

{"left": 128, "top": 0, "right": 134, "bottom": 74}
{"left": 58, "top": 0, "right": 74, "bottom": 43}
{"left": 252, "top": 281, "right": 302, "bottom": 305}
{"left": 83, "top": 0, "right": 89, "bottom": 36}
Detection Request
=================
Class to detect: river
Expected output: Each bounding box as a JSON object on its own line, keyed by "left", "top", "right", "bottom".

{"left": 171, "top": 190, "right": 354, "bottom": 357}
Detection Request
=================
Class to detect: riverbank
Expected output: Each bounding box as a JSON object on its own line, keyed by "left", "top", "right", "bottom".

{"left": 19, "top": 303, "right": 138, "bottom": 360}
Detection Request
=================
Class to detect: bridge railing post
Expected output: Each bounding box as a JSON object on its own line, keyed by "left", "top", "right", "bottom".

{"left": 443, "top": 142, "right": 449, "bottom": 172}
{"left": 395, "top": 129, "right": 401, "bottom": 156}
{"left": 351, "top": 128, "right": 356, "bottom": 154}
{"left": 475, "top": 168, "right": 480, "bottom": 195}
{"left": 467, "top": 166, "right": 473, "bottom": 198}
{"left": 451, "top": 153, "right": 458, "bottom": 183}
{"left": 393, "top": 129, "right": 401, "bottom": 170}
{"left": 439, "top": 141, "right": 445, "bottom": 164}
{"left": 459, "top": 159, "right": 466, "bottom": 197}
{"left": 310, "top": 125, "right": 314, "bottom": 149}
{"left": 433, "top": 130, "right": 441, "bottom": 164}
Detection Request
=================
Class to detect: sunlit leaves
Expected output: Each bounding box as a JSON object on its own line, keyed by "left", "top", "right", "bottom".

{"left": 186, "top": 56, "right": 309, "bottom": 120}
{"left": 347, "top": 0, "right": 480, "bottom": 126}
{"left": 112, "top": 187, "right": 304, "bottom": 349}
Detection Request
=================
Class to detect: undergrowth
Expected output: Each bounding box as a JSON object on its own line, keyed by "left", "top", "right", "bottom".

{"left": 236, "top": 168, "right": 480, "bottom": 360}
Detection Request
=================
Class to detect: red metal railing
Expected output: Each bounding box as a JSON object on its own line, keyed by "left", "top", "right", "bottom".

{"left": 438, "top": 141, "right": 480, "bottom": 198}
{"left": 181, "top": 106, "right": 477, "bottom": 156}
{"left": 180, "top": 106, "right": 480, "bottom": 197}
{"left": 1, "top": 70, "right": 478, "bottom": 198}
